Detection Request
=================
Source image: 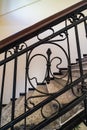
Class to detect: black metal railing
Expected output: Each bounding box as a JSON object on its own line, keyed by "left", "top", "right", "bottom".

{"left": 0, "top": 1, "right": 87, "bottom": 130}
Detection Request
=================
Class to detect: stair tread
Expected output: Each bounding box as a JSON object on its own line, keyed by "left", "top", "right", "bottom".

{"left": 47, "top": 80, "right": 64, "bottom": 94}
{"left": 56, "top": 67, "right": 87, "bottom": 79}
{"left": 1, "top": 82, "right": 84, "bottom": 129}
{"left": 54, "top": 75, "right": 79, "bottom": 81}
{"left": 47, "top": 80, "right": 79, "bottom": 104}
{"left": 1, "top": 85, "right": 56, "bottom": 127}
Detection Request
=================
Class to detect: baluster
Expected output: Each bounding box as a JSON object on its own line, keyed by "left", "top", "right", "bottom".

{"left": 84, "top": 19, "right": 87, "bottom": 38}
{"left": 73, "top": 15, "right": 84, "bottom": 79}
{"left": 24, "top": 51, "right": 29, "bottom": 130}
{"left": 65, "top": 20, "right": 72, "bottom": 83}
{"left": 82, "top": 84, "right": 87, "bottom": 125}
{"left": 45, "top": 48, "right": 52, "bottom": 84}
{"left": 0, "top": 51, "right": 7, "bottom": 127}
{"left": 11, "top": 46, "right": 18, "bottom": 130}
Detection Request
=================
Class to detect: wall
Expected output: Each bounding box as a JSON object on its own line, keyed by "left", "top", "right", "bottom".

{"left": 0, "top": 0, "right": 81, "bottom": 40}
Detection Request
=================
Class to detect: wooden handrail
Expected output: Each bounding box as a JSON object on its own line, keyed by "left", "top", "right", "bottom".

{"left": 0, "top": 0, "right": 87, "bottom": 52}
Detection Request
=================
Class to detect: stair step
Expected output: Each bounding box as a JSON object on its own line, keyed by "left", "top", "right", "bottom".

{"left": 76, "top": 55, "right": 87, "bottom": 63}
{"left": 47, "top": 80, "right": 76, "bottom": 104}
{"left": 55, "top": 79, "right": 67, "bottom": 87}
{"left": 2, "top": 104, "right": 7, "bottom": 107}
{"left": 83, "top": 54, "right": 87, "bottom": 57}
{"left": 47, "top": 80, "right": 64, "bottom": 94}
{"left": 28, "top": 87, "right": 35, "bottom": 91}
{"left": 57, "top": 56, "right": 87, "bottom": 78}
{"left": 10, "top": 98, "right": 17, "bottom": 101}
{"left": 1, "top": 84, "right": 57, "bottom": 128}
{"left": 20, "top": 93, "right": 26, "bottom": 96}
{"left": 71, "top": 62, "right": 87, "bottom": 69}
{"left": 60, "top": 103, "right": 84, "bottom": 124}
{"left": 58, "top": 68, "right": 87, "bottom": 78}
{"left": 71, "top": 69, "right": 87, "bottom": 77}
{"left": 1, "top": 82, "right": 84, "bottom": 130}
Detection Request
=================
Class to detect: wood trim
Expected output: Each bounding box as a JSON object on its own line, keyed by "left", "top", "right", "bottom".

{"left": 0, "top": 1, "right": 87, "bottom": 51}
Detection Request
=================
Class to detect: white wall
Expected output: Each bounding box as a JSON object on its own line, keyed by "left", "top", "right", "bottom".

{"left": 0, "top": 0, "right": 81, "bottom": 40}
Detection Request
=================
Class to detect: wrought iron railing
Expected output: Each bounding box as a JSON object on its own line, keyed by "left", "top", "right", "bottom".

{"left": 0, "top": 1, "right": 87, "bottom": 130}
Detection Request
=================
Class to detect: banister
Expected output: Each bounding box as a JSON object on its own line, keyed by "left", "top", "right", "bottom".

{"left": 0, "top": 1, "right": 87, "bottom": 129}
{"left": 0, "top": 0, "right": 87, "bottom": 52}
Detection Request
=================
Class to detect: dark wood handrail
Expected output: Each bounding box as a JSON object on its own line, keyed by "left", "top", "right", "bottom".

{"left": 0, "top": 0, "right": 87, "bottom": 51}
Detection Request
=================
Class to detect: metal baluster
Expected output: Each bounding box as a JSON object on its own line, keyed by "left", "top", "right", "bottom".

{"left": 45, "top": 48, "right": 52, "bottom": 84}
{"left": 11, "top": 46, "right": 18, "bottom": 130}
{"left": 83, "top": 21, "right": 87, "bottom": 111}
{"left": 74, "top": 16, "right": 84, "bottom": 78}
{"left": 0, "top": 51, "right": 7, "bottom": 127}
{"left": 84, "top": 19, "right": 87, "bottom": 38}
{"left": 24, "top": 52, "right": 29, "bottom": 130}
{"left": 65, "top": 20, "right": 72, "bottom": 83}
{"left": 82, "top": 84, "right": 87, "bottom": 125}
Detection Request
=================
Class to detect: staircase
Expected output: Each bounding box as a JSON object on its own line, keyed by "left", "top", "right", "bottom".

{"left": 0, "top": 1, "right": 87, "bottom": 130}
{"left": 1, "top": 71, "right": 84, "bottom": 129}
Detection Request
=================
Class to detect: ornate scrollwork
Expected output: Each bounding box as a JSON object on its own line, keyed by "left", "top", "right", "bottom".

{"left": 41, "top": 99, "right": 61, "bottom": 119}
{"left": 49, "top": 31, "right": 67, "bottom": 43}
{"left": 72, "top": 82, "right": 84, "bottom": 97}
{"left": 27, "top": 53, "right": 48, "bottom": 93}
{"left": 26, "top": 94, "right": 48, "bottom": 110}
{"left": 68, "top": 12, "right": 85, "bottom": 23}
{"left": 7, "top": 42, "right": 27, "bottom": 56}
{"left": 37, "top": 28, "right": 54, "bottom": 41}
{"left": 70, "top": 78, "right": 85, "bottom": 99}
{"left": 18, "top": 42, "right": 27, "bottom": 51}
{"left": 25, "top": 41, "right": 70, "bottom": 113}
{"left": 27, "top": 43, "right": 69, "bottom": 92}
